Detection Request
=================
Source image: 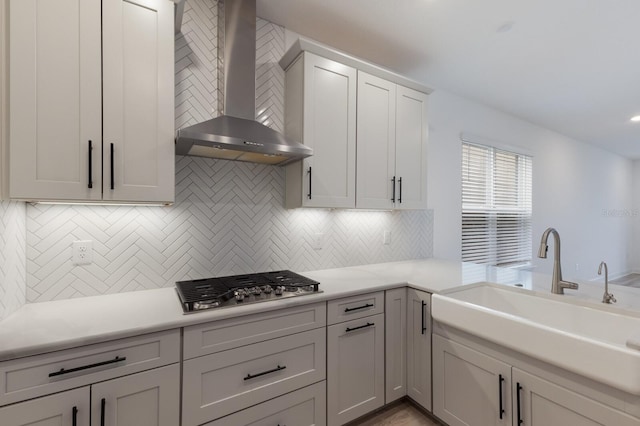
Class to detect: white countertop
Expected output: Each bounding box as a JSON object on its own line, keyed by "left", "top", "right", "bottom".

{"left": 1, "top": 258, "right": 639, "bottom": 362}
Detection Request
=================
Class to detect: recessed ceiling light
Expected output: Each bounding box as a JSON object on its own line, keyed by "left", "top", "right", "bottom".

{"left": 496, "top": 21, "right": 515, "bottom": 33}
{"left": 631, "top": 115, "right": 640, "bottom": 122}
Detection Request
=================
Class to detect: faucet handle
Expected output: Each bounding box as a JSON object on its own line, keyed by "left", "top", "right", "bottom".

{"left": 559, "top": 280, "right": 579, "bottom": 290}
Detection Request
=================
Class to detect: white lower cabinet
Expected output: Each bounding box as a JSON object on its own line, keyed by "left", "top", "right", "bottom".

{"left": 433, "top": 334, "right": 511, "bottom": 426}
{"left": 385, "top": 288, "right": 407, "bottom": 403}
{"left": 433, "top": 334, "right": 640, "bottom": 426}
{"left": 407, "top": 289, "right": 432, "bottom": 411}
{"left": 514, "top": 368, "right": 640, "bottom": 426}
{"left": 92, "top": 364, "right": 180, "bottom": 426}
{"left": 0, "top": 364, "right": 179, "bottom": 426}
{"left": 0, "top": 386, "right": 90, "bottom": 426}
{"left": 327, "top": 313, "right": 385, "bottom": 426}
{"left": 205, "top": 381, "right": 326, "bottom": 426}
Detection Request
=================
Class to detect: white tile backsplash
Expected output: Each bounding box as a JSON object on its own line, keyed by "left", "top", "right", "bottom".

{"left": 23, "top": 0, "right": 433, "bottom": 302}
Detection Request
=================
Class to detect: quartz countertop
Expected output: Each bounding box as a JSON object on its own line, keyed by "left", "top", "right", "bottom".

{"left": 1, "top": 258, "right": 639, "bottom": 362}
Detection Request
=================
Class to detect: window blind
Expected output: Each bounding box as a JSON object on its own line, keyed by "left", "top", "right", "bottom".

{"left": 461, "top": 142, "right": 532, "bottom": 267}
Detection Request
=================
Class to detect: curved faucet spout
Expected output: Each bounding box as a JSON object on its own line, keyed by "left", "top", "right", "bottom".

{"left": 537, "top": 227, "right": 578, "bottom": 295}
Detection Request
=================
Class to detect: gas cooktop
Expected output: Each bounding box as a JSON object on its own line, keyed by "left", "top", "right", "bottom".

{"left": 175, "top": 270, "right": 321, "bottom": 313}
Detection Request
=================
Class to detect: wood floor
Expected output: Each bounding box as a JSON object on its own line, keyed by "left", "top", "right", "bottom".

{"left": 349, "top": 400, "right": 443, "bottom": 426}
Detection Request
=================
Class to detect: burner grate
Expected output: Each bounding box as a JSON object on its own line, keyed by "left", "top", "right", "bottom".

{"left": 175, "top": 270, "right": 320, "bottom": 312}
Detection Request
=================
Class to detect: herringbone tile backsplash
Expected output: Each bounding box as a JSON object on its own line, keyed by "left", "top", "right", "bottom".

{"left": 0, "top": 201, "right": 26, "bottom": 319}
{"left": 23, "top": 0, "right": 433, "bottom": 302}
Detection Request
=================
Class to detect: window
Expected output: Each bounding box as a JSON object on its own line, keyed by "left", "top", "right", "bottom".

{"left": 461, "top": 141, "right": 532, "bottom": 267}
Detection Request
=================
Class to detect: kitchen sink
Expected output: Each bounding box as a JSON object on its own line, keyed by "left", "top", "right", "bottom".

{"left": 432, "top": 282, "right": 640, "bottom": 395}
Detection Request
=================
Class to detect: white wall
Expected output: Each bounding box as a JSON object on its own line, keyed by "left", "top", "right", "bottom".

{"left": 428, "top": 90, "right": 633, "bottom": 280}
{"left": 630, "top": 161, "right": 640, "bottom": 272}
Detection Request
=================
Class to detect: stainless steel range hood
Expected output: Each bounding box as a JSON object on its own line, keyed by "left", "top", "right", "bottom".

{"left": 175, "top": 0, "right": 312, "bottom": 166}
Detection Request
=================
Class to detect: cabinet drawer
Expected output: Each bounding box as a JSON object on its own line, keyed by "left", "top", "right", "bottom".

{"left": 182, "top": 328, "right": 326, "bottom": 426}
{"left": 184, "top": 302, "right": 326, "bottom": 359}
{"left": 0, "top": 329, "right": 179, "bottom": 406}
{"left": 204, "top": 381, "right": 326, "bottom": 426}
{"left": 327, "top": 291, "right": 384, "bottom": 325}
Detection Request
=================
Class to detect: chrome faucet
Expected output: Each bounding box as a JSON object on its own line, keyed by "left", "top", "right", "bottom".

{"left": 597, "top": 261, "right": 616, "bottom": 304}
{"left": 537, "top": 228, "right": 579, "bottom": 294}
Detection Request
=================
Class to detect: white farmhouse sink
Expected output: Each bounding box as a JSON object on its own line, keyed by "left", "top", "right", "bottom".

{"left": 432, "top": 283, "right": 640, "bottom": 395}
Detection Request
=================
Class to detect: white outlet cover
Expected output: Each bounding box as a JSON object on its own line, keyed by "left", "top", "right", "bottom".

{"left": 73, "top": 240, "right": 93, "bottom": 265}
{"left": 312, "top": 233, "right": 324, "bottom": 250}
{"left": 383, "top": 230, "right": 391, "bottom": 245}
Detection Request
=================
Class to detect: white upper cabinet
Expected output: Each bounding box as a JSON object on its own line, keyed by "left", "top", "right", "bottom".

{"left": 357, "top": 72, "right": 429, "bottom": 210}
{"left": 8, "top": 0, "right": 174, "bottom": 204}
{"left": 282, "top": 42, "right": 430, "bottom": 210}
{"left": 395, "top": 85, "right": 428, "bottom": 210}
{"left": 285, "top": 52, "right": 357, "bottom": 208}
{"left": 102, "top": 0, "right": 174, "bottom": 203}
{"left": 9, "top": 0, "right": 102, "bottom": 201}
{"left": 356, "top": 72, "right": 397, "bottom": 210}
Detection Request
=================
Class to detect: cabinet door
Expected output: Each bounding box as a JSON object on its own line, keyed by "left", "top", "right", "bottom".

{"left": 0, "top": 386, "right": 90, "bottom": 426}
{"left": 513, "top": 368, "right": 640, "bottom": 426}
{"left": 385, "top": 288, "right": 407, "bottom": 403}
{"left": 407, "top": 289, "right": 432, "bottom": 410}
{"left": 433, "top": 335, "right": 512, "bottom": 426}
{"left": 302, "top": 53, "right": 357, "bottom": 208}
{"left": 395, "top": 85, "right": 428, "bottom": 210}
{"left": 9, "top": 0, "right": 101, "bottom": 201}
{"left": 356, "top": 71, "right": 396, "bottom": 209}
{"left": 328, "top": 313, "right": 385, "bottom": 426}
{"left": 102, "top": 0, "right": 174, "bottom": 203}
{"left": 91, "top": 364, "right": 180, "bottom": 426}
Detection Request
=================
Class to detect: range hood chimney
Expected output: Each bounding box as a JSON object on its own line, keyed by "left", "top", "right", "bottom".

{"left": 175, "top": 0, "right": 312, "bottom": 166}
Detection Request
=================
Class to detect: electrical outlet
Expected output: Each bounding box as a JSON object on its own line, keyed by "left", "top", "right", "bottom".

{"left": 383, "top": 230, "right": 391, "bottom": 245}
{"left": 575, "top": 263, "right": 580, "bottom": 271}
{"left": 73, "top": 240, "right": 93, "bottom": 265}
{"left": 312, "top": 233, "right": 324, "bottom": 250}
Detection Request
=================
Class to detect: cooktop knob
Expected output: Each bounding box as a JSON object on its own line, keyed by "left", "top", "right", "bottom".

{"left": 263, "top": 285, "right": 273, "bottom": 294}
{"left": 275, "top": 285, "right": 286, "bottom": 295}
{"left": 251, "top": 286, "right": 262, "bottom": 295}
{"left": 234, "top": 289, "right": 246, "bottom": 301}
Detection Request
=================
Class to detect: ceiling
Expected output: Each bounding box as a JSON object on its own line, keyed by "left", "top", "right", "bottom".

{"left": 257, "top": 0, "right": 640, "bottom": 159}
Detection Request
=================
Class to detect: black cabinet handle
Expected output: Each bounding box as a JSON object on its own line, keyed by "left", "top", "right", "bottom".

{"left": 499, "top": 374, "right": 505, "bottom": 419}
{"left": 398, "top": 177, "right": 403, "bottom": 203}
{"left": 49, "top": 356, "right": 126, "bottom": 377}
{"left": 100, "top": 398, "right": 106, "bottom": 426}
{"left": 72, "top": 406, "right": 78, "bottom": 426}
{"left": 88, "top": 140, "right": 93, "bottom": 189}
{"left": 244, "top": 365, "right": 286, "bottom": 381}
{"left": 391, "top": 176, "right": 396, "bottom": 202}
{"left": 421, "top": 300, "right": 427, "bottom": 334}
{"left": 516, "top": 382, "right": 523, "bottom": 425}
{"left": 344, "top": 303, "right": 373, "bottom": 312}
{"left": 346, "top": 322, "right": 374, "bottom": 333}
{"left": 307, "top": 166, "right": 312, "bottom": 199}
{"left": 110, "top": 143, "right": 115, "bottom": 190}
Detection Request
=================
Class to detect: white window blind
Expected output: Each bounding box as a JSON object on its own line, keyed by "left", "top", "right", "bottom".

{"left": 461, "top": 142, "right": 532, "bottom": 267}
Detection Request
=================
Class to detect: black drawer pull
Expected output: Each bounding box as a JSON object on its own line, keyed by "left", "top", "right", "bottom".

{"left": 244, "top": 365, "right": 286, "bottom": 381}
{"left": 346, "top": 322, "right": 374, "bottom": 333}
{"left": 88, "top": 140, "right": 93, "bottom": 189}
{"left": 101, "top": 398, "right": 106, "bottom": 426}
{"left": 499, "top": 374, "right": 505, "bottom": 419}
{"left": 398, "top": 177, "right": 403, "bottom": 203}
{"left": 391, "top": 176, "right": 396, "bottom": 202}
{"left": 421, "top": 300, "right": 427, "bottom": 334}
{"left": 110, "top": 143, "right": 115, "bottom": 190}
{"left": 72, "top": 406, "right": 78, "bottom": 426}
{"left": 516, "top": 382, "right": 523, "bottom": 425}
{"left": 49, "top": 356, "right": 126, "bottom": 377}
{"left": 307, "top": 166, "right": 312, "bottom": 199}
{"left": 344, "top": 303, "right": 373, "bottom": 312}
